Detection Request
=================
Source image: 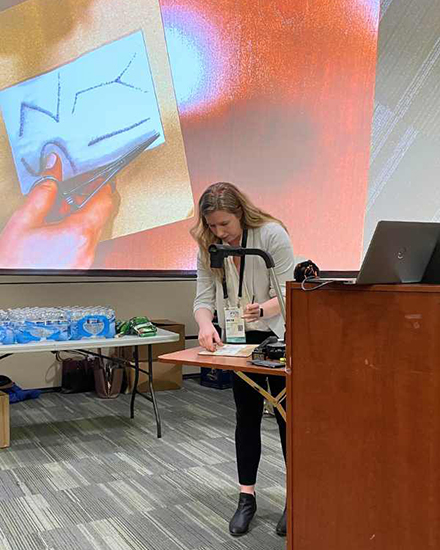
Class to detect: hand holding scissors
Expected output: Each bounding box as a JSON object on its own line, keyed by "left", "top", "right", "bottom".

{"left": 30, "top": 132, "right": 160, "bottom": 223}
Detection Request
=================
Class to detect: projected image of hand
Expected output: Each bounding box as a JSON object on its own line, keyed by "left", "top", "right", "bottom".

{"left": 0, "top": 153, "right": 114, "bottom": 269}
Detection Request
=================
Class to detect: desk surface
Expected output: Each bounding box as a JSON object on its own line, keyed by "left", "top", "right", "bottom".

{"left": 0, "top": 328, "right": 179, "bottom": 354}
{"left": 159, "top": 347, "right": 286, "bottom": 377}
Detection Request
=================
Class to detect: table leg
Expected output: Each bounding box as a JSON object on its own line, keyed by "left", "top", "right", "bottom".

{"left": 129, "top": 345, "right": 162, "bottom": 438}
{"left": 236, "top": 371, "right": 286, "bottom": 421}
{"left": 148, "top": 344, "right": 162, "bottom": 439}
{"left": 130, "top": 345, "right": 140, "bottom": 419}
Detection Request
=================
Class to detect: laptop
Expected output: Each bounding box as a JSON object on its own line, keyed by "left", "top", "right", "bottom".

{"left": 320, "top": 220, "right": 440, "bottom": 285}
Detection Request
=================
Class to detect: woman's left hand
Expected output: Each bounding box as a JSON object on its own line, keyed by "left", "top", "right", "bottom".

{"left": 242, "top": 302, "right": 261, "bottom": 323}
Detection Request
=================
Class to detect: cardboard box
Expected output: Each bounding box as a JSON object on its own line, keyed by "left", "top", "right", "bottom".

{"left": 0, "top": 391, "right": 10, "bottom": 449}
{"left": 117, "top": 319, "right": 185, "bottom": 392}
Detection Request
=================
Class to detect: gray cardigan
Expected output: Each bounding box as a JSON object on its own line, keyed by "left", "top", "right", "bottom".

{"left": 193, "top": 222, "right": 295, "bottom": 339}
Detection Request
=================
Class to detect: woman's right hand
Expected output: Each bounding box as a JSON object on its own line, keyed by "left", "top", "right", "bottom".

{"left": 198, "top": 322, "right": 223, "bottom": 352}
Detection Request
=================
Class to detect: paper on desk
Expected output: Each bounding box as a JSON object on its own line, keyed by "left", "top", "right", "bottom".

{"left": 198, "top": 344, "right": 258, "bottom": 358}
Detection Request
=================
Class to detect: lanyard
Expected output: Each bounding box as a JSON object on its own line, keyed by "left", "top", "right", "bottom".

{"left": 222, "top": 229, "right": 248, "bottom": 301}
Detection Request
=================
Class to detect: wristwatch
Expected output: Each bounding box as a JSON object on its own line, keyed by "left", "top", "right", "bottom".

{"left": 259, "top": 307, "right": 264, "bottom": 318}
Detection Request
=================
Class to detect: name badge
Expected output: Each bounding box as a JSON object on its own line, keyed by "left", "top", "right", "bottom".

{"left": 224, "top": 306, "right": 246, "bottom": 343}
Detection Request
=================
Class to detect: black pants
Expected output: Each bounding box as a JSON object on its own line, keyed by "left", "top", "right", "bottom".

{"left": 233, "top": 331, "right": 286, "bottom": 486}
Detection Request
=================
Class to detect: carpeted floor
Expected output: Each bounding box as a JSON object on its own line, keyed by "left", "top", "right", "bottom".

{"left": 0, "top": 380, "right": 286, "bottom": 550}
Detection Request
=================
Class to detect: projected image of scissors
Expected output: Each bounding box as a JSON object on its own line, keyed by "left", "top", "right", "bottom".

{"left": 31, "top": 131, "right": 161, "bottom": 222}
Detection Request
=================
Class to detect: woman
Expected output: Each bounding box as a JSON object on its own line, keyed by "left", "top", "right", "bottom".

{"left": 191, "top": 182, "right": 295, "bottom": 537}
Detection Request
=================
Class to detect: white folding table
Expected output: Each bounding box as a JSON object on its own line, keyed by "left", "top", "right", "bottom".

{"left": 0, "top": 328, "right": 179, "bottom": 438}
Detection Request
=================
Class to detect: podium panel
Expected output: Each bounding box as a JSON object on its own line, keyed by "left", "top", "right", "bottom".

{"left": 286, "top": 283, "right": 440, "bottom": 550}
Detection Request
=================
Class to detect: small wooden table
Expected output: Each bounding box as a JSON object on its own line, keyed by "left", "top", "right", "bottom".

{"left": 158, "top": 347, "right": 287, "bottom": 420}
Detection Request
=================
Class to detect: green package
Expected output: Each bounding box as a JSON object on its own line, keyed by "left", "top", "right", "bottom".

{"left": 116, "top": 316, "right": 157, "bottom": 337}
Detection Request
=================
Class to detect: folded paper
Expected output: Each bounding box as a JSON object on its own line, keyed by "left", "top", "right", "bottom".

{"left": 0, "top": 31, "right": 165, "bottom": 195}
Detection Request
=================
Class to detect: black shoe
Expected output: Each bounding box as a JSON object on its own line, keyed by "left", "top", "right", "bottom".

{"left": 276, "top": 506, "right": 287, "bottom": 537}
{"left": 229, "top": 492, "right": 257, "bottom": 536}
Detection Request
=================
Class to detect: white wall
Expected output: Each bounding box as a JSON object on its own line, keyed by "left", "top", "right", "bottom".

{"left": 0, "top": 278, "right": 198, "bottom": 388}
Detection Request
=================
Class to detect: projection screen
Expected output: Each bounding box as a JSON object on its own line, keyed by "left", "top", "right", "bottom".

{"left": 0, "top": 0, "right": 380, "bottom": 273}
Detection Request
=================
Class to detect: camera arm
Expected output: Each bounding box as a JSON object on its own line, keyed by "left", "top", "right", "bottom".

{"left": 208, "top": 244, "right": 286, "bottom": 322}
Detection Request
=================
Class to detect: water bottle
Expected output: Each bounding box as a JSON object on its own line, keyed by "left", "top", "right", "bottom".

{"left": 11, "top": 307, "right": 70, "bottom": 343}
{"left": 106, "top": 307, "right": 116, "bottom": 338}
{"left": 12, "top": 307, "right": 41, "bottom": 343}
{"left": 66, "top": 306, "right": 83, "bottom": 340}
{"left": 48, "top": 308, "right": 69, "bottom": 341}
{"left": 9, "top": 306, "right": 115, "bottom": 343}
{"left": 0, "top": 310, "right": 14, "bottom": 345}
{"left": 72, "top": 306, "right": 104, "bottom": 339}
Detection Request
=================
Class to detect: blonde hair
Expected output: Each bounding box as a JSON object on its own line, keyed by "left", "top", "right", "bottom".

{"left": 190, "top": 182, "right": 287, "bottom": 273}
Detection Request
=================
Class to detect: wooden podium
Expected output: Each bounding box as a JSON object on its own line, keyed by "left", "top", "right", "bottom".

{"left": 286, "top": 282, "right": 440, "bottom": 550}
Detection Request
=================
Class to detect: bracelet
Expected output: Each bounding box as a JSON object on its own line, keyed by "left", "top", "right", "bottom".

{"left": 259, "top": 307, "right": 264, "bottom": 318}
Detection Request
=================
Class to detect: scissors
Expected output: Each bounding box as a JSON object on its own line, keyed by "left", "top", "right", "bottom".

{"left": 31, "top": 131, "right": 161, "bottom": 222}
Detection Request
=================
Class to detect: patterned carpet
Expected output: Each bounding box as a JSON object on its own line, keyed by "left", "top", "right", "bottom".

{"left": 0, "top": 380, "right": 286, "bottom": 550}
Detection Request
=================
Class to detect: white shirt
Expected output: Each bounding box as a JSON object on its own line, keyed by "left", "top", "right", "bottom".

{"left": 224, "top": 255, "right": 268, "bottom": 332}
{"left": 193, "top": 222, "right": 295, "bottom": 339}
